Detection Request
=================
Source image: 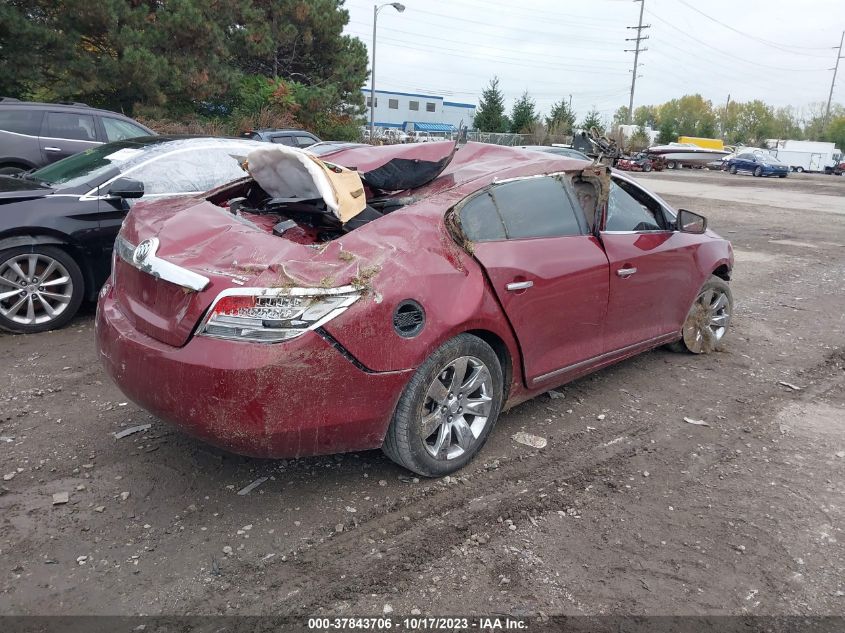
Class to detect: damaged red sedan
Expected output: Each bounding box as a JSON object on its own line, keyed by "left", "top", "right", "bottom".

{"left": 96, "top": 141, "right": 734, "bottom": 476}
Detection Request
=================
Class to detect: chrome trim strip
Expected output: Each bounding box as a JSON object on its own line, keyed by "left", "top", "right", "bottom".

{"left": 115, "top": 236, "right": 210, "bottom": 292}
{"left": 530, "top": 332, "right": 678, "bottom": 386}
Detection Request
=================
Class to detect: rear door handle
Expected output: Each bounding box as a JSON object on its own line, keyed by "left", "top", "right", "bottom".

{"left": 616, "top": 267, "right": 637, "bottom": 278}
{"left": 43, "top": 146, "right": 62, "bottom": 152}
{"left": 506, "top": 280, "right": 533, "bottom": 291}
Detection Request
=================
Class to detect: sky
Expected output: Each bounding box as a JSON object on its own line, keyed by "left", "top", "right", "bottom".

{"left": 341, "top": 0, "right": 845, "bottom": 124}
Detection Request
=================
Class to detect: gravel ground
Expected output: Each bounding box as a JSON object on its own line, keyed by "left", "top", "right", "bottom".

{"left": 0, "top": 169, "right": 843, "bottom": 618}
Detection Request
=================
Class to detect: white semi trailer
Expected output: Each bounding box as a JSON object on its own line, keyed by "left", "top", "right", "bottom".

{"left": 766, "top": 140, "right": 842, "bottom": 173}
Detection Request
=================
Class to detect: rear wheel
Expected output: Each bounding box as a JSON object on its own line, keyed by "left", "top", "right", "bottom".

{"left": 0, "top": 246, "right": 84, "bottom": 334}
{"left": 753, "top": 166, "right": 763, "bottom": 177}
{"left": 666, "top": 160, "right": 677, "bottom": 170}
{"left": 795, "top": 166, "right": 804, "bottom": 173}
{"left": 0, "top": 165, "right": 26, "bottom": 176}
{"left": 729, "top": 164, "right": 737, "bottom": 174}
{"left": 383, "top": 334, "right": 503, "bottom": 477}
{"left": 669, "top": 275, "right": 732, "bottom": 355}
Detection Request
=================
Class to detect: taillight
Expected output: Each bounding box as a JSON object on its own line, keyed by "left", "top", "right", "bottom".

{"left": 197, "top": 286, "right": 359, "bottom": 343}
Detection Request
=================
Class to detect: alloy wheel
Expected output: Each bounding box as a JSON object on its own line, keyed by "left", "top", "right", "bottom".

{"left": 682, "top": 286, "right": 731, "bottom": 354}
{"left": 420, "top": 356, "right": 494, "bottom": 460}
{"left": 0, "top": 253, "right": 74, "bottom": 326}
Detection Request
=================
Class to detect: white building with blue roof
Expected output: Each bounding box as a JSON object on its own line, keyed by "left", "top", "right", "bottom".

{"left": 362, "top": 89, "right": 476, "bottom": 132}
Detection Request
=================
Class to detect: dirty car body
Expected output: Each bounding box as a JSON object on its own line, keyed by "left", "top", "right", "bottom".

{"left": 96, "top": 141, "right": 734, "bottom": 476}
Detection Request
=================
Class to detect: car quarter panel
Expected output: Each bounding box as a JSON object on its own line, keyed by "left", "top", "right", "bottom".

{"left": 96, "top": 292, "right": 413, "bottom": 457}
{"left": 318, "top": 199, "right": 525, "bottom": 393}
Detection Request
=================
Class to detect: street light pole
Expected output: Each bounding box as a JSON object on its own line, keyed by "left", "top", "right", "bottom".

{"left": 370, "top": 3, "right": 405, "bottom": 142}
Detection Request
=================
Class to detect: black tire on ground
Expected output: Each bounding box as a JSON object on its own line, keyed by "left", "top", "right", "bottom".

{"left": 754, "top": 166, "right": 763, "bottom": 177}
{"left": 668, "top": 275, "right": 733, "bottom": 355}
{"left": 383, "top": 333, "right": 504, "bottom": 477}
{"left": 0, "top": 245, "right": 84, "bottom": 334}
{"left": 796, "top": 166, "right": 804, "bottom": 173}
{"left": 729, "top": 164, "right": 737, "bottom": 174}
{"left": 0, "top": 165, "right": 25, "bottom": 176}
{"left": 643, "top": 162, "right": 652, "bottom": 172}
{"left": 779, "top": 174, "right": 787, "bottom": 178}
{"left": 667, "top": 160, "right": 677, "bottom": 170}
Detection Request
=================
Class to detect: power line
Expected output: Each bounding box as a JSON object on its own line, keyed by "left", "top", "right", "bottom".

{"left": 345, "top": 29, "right": 632, "bottom": 75}
{"left": 674, "top": 0, "right": 834, "bottom": 56}
{"left": 346, "top": 20, "right": 630, "bottom": 67}
{"left": 644, "top": 9, "right": 829, "bottom": 72}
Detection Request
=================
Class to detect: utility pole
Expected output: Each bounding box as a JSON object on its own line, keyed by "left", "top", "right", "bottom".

{"left": 824, "top": 30, "right": 844, "bottom": 131}
{"left": 722, "top": 93, "right": 730, "bottom": 138}
{"left": 625, "top": 0, "right": 649, "bottom": 125}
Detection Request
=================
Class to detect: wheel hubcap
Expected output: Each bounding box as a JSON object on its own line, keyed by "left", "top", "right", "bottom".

{"left": 0, "top": 254, "right": 73, "bottom": 325}
{"left": 420, "top": 356, "right": 494, "bottom": 460}
{"left": 682, "top": 287, "right": 731, "bottom": 354}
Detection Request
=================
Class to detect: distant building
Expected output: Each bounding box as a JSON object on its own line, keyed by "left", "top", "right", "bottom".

{"left": 362, "top": 89, "right": 476, "bottom": 133}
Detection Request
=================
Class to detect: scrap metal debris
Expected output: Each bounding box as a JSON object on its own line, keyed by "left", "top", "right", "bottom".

{"left": 683, "top": 417, "right": 711, "bottom": 427}
{"left": 778, "top": 381, "right": 803, "bottom": 391}
{"left": 113, "top": 424, "right": 151, "bottom": 439}
{"left": 52, "top": 492, "right": 69, "bottom": 505}
{"left": 512, "top": 432, "right": 548, "bottom": 449}
{"left": 546, "top": 389, "right": 566, "bottom": 400}
{"left": 237, "top": 477, "right": 268, "bottom": 496}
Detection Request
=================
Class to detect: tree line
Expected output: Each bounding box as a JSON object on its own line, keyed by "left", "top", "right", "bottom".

{"left": 473, "top": 77, "right": 845, "bottom": 151}
{"left": 0, "top": 0, "right": 369, "bottom": 139}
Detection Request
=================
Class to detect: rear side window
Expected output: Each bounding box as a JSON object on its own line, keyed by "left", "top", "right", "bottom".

{"left": 294, "top": 135, "right": 316, "bottom": 148}
{"left": 0, "top": 109, "right": 43, "bottom": 135}
{"left": 460, "top": 192, "right": 506, "bottom": 241}
{"left": 44, "top": 112, "right": 97, "bottom": 141}
{"left": 460, "top": 176, "right": 585, "bottom": 242}
{"left": 270, "top": 135, "right": 295, "bottom": 146}
{"left": 102, "top": 117, "right": 148, "bottom": 142}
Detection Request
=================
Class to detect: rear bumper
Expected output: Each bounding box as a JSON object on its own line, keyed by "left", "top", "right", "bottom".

{"left": 95, "top": 285, "right": 413, "bottom": 458}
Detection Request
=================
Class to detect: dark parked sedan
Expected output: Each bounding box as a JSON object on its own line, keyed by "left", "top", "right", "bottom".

{"left": 0, "top": 136, "right": 263, "bottom": 333}
{"left": 725, "top": 152, "right": 789, "bottom": 178}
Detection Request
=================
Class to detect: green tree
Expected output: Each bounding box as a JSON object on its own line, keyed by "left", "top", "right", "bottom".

{"left": 580, "top": 108, "right": 604, "bottom": 134}
{"left": 0, "top": 0, "right": 243, "bottom": 114}
{"left": 546, "top": 99, "right": 576, "bottom": 134}
{"left": 628, "top": 125, "right": 651, "bottom": 151}
{"left": 474, "top": 76, "right": 508, "bottom": 132}
{"left": 633, "top": 105, "right": 658, "bottom": 128}
{"left": 230, "top": 0, "right": 368, "bottom": 117}
{"left": 657, "top": 117, "right": 677, "bottom": 144}
{"left": 612, "top": 106, "right": 630, "bottom": 128}
{"left": 658, "top": 94, "right": 716, "bottom": 139}
{"left": 510, "top": 91, "right": 537, "bottom": 133}
{"left": 826, "top": 115, "right": 845, "bottom": 152}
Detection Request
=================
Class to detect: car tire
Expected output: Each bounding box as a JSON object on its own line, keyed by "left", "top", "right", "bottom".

{"left": 383, "top": 334, "right": 504, "bottom": 477}
{"left": 0, "top": 245, "right": 84, "bottom": 334}
{"left": 729, "top": 164, "right": 737, "bottom": 174}
{"left": 0, "top": 165, "right": 25, "bottom": 176}
{"left": 668, "top": 275, "right": 733, "bottom": 355}
{"left": 796, "top": 166, "right": 804, "bottom": 173}
{"left": 753, "top": 166, "right": 763, "bottom": 177}
{"left": 643, "top": 162, "right": 652, "bottom": 172}
{"left": 666, "top": 160, "right": 677, "bottom": 170}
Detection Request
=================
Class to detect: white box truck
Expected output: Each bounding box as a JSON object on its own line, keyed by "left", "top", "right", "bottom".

{"left": 766, "top": 140, "right": 842, "bottom": 173}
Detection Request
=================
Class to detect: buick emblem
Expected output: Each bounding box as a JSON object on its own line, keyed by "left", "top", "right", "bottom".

{"left": 133, "top": 239, "right": 154, "bottom": 264}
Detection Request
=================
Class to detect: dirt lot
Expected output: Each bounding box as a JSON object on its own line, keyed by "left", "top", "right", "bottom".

{"left": 1, "top": 169, "right": 843, "bottom": 618}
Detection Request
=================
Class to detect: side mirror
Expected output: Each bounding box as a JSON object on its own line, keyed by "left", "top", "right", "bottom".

{"left": 107, "top": 177, "right": 144, "bottom": 199}
{"left": 677, "top": 209, "right": 707, "bottom": 234}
